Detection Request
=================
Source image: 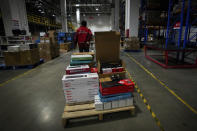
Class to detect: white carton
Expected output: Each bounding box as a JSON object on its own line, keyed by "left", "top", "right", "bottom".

{"left": 118, "top": 99, "right": 126, "bottom": 108}
{"left": 126, "top": 97, "right": 133, "bottom": 106}
{"left": 7, "top": 46, "right": 20, "bottom": 52}
{"left": 62, "top": 73, "right": 99, "bottom": 104}
{"left": 102, "top": 68, "right": 112, "bottom": 74}
{"left": 94, "top": 95, "right": 103, "bottom": 110}
{"left": 104, "top": 102, "right": 112, "bottom": 110}
{"left": 112, "top": 100, "right": 119, "bottom": 109}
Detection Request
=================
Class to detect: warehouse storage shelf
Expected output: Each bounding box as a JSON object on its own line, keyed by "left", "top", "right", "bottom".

{"left": 0, "top": 36, "right": 33, "bottom": 57}
{"left": 144, "top": 0, "right": 197, "bottom": 68}
{"left": 27, "top": 14, "right": 62, "bottom": 28}
{"left": 139, "top": 0, "right": 168, "bottom": 45}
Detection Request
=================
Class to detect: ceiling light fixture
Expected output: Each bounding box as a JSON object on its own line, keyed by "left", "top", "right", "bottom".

{"left": 96, "top": 8, "right": 99, "bottom": 11}
{"left": 38, "top": 9, "right": 42, "bottom": 12}
{"left": 41, "top": 11, "right": 45, "bottom": 14}
{"left": 76, "top": 4, "right": 80, "bottom": 7}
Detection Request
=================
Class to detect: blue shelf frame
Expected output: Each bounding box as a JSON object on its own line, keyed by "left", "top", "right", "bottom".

{"left": 183, "top": 0, "right": 197, "bottom": 48}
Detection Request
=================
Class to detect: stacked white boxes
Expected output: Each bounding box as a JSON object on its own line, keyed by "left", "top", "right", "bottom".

{"left": 62, "top": 73, "right": 99, "bottom": 104}
{"left": 7, "top": 46, "right": 20, "bottom": 52}
{"left": 94, "top": 95, "right": 134, "bottom": 111}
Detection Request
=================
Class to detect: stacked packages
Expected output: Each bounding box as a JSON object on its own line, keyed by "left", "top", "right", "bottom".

{"left": 62, "top": 52, "right": 98, "bottom": 105}
{"left": 94, "top": 78, "right": 134, "bottom": 110}
{"left": 62, "top": 73, "right": 99, "bottom": 104}
{"left": 124, "top": 37, "right": 140, "bottom": 50}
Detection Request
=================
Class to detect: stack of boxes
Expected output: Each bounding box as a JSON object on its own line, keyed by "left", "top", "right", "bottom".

{"left": 95, "top": 78, "right": 134, "bottom": 110}
{"left": 62, "top": 73, "right": 99, "bottom": 104}
{"left": 38, "top": 30, "right": 60, "bottom": 62}
{"left": 94, "top": 31, "right": 135, "bottom": 110}
{"left": 62, "top": 52, "right": 99, "bottom": 105}
{"left": 124, "top": 37, "right": 140, "bottom": 50}
{"left": 4, "top": 44, "right": 40, "bottom": 66}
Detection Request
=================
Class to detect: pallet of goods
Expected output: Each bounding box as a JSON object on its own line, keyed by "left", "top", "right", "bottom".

{"left": 38, "top": 30, "right": 60, "bottom": 62}
{"left": 61, "top": 32, "right": 135, "bottom": 127}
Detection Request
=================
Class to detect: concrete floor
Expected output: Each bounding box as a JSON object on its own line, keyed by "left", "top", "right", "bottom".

{"left": 0, "top": 50, "right": 196, "bottom": 131}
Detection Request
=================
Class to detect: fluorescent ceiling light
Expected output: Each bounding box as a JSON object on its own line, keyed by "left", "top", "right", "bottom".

{"left": 76, "top": 8, "right": 80, "bottom": 24}
{"left": 76, "top": 4, "right": 80, "bottom": 7}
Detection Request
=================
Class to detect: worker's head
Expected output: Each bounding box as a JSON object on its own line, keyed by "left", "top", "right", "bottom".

{"left": 81, "top": 20, "right": 87, "bottom": 27}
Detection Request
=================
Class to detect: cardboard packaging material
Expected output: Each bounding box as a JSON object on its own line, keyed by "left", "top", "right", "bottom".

{"left": 3, "top": 51, "right": 20, "bottom": 66}
{"left": 95, "top": 31, "right": 120, "bottom": 63}
{"left": 62, "top": 73, "right": 99, "bottom": 104}
{"left": 20, "top": 48, "right": 40, "bottom": 65}
{"left": 4, "top": 48, "right": 40, "bottom": 66}
{"left": 38, "top": 43, "right": 59, "bottom": 61}
{"left": 124, "top": 37, "right": 140, "bottom": 50}
{"left": 7, "top": 46, "right": 20, "bottom": 52}
{"left": 97, "top": 59, "right": 126, "bottom": 78}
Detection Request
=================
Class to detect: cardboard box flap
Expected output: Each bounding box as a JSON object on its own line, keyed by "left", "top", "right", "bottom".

{"left": 95, "top": 31, "right": 120, "bottom": 63}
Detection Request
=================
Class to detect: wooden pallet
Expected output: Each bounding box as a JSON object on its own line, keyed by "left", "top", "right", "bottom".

{"left": 62, "top": 103, "right": 135, "bottom": 127}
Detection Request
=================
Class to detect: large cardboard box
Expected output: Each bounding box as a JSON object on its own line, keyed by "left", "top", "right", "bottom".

{"left": 4, "top": 52, "right": 21, "bottom": 66}
{"left": 38, "top": 43, "right": 52, "bottom": 61}
{"left": 124, "top": 37, "right": 140, "bottom": 50}
{"left": 20, "top": 48, "right": 40, "bottom": 65}
{"left": 4, "top": 48, "right": 40, "bottom": 66}
{"left": 95, "top": 31, "right": 120, "bottom": 63}
{"left": 62, "top": 73, "right": 99, "bottom": 105}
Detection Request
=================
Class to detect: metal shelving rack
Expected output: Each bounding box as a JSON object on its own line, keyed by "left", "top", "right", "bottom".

{"left": 144, "top": 0, "right": 197, "bottom": 68}
{"left": 139, "top": 0, "right": 167, "bottom": 45}
{"left": 0, "top": 36, "right": 32, "bottom": 57}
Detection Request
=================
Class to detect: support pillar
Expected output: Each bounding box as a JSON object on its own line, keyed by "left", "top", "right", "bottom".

{"left": 125, "top": 0, "right": 140, "bottom": 37}
{"left": 0, "top": 0, "right": 30, "bottom": 36}
{"left": 114, "top": 0, "right": 120, "bottom": 31}
{"left": 111, "top": 7, "right": 115, "bottom": 30}
{"left": 60, "top": 0, "right": 68, "bottom": 32}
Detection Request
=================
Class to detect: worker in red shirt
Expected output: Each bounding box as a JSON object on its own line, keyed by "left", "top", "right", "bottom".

{"left": 75, "top": 20, "right": 92, "bottom": 52}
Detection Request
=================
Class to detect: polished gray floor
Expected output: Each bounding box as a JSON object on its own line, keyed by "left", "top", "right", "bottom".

{"left": 0, "top": 50, "right": 196, "bottom": 131}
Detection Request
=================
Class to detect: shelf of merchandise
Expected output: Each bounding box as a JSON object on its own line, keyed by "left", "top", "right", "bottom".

{"left": 143, "top": 0, "right": 197, "bottom": 68}
{"left": 140, "top": 0, "right": 168, "bottom": 45}
{"left": 0, "top": 36, "right": 32, "bottom": 57}
{"left": 27, "top": 14, "right": 62, "bottom": 28}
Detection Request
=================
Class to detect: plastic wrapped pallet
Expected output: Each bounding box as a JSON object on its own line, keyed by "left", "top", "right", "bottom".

{"left": 124, "top": 37, "right": 140, "bottom": 50}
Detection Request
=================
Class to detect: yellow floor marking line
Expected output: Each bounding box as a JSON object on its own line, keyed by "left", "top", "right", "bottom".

{"left": 0, "top": 65, "right": 41, "bottom": 87}
{"left": 126, "top": 69, "right": 164, "bottom": 131}
{"left": 126, "top": 53, "right": 197, "bottom": 115}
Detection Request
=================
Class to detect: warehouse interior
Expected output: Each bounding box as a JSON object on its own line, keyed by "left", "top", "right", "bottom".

{"left": 0, "top": 0, "right": 197, "bottom": 131}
